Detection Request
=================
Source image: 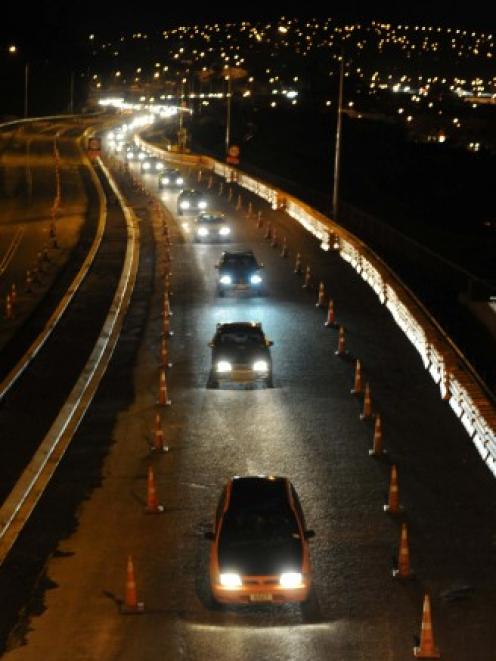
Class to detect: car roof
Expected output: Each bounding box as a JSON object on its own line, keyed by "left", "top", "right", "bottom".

{"left": 221, "top": 250, "right": 255, "bottom": 258}
{"left": 179, "top": 189, "right": 202, "bottom": 195}
{"left": 229, "top": 476, "right": 289, "bottom": 509}
{"left": 163, "top": 167, "right": 180, "bottom": 172}
{"left": 216, "top": 321, "right": 263, "bottom": 332}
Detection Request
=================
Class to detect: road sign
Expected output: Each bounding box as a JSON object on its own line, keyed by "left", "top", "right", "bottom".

{"left": 226, "top": 144, "right": 240, "bottom": 165}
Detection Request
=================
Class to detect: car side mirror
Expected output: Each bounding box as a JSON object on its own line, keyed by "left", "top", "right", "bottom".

{"left": 208, "top": 341, "right": 214, "bottom": 348}
{"left": 304, "top": 530, "right": 316, "bottom": 540}
{"left": 267, "top": 340, "right": 274, "bottom": 347}
{"left": 204, "top": 531, "right": 215, "bottom": 541}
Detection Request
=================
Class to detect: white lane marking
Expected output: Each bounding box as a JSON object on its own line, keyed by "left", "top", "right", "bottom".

{"left": 0, "top": 226, "right": 26, "bottom": 278}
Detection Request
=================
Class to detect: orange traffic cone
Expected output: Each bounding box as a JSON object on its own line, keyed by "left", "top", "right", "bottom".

{"left": 236, "top": 193, "right": 242, "bottom": 210}
{"left": 334, "top": 325, "right": 346, "bottom": 356}
{"left": 384, "top": 464, "right": 402, "bottom": 513}
{"left": 161, "top": 337, "right": 172, "bottom": 368}
{"left": 413, "top": 594, "right": 440, "bottom": 658}
{"left": 122, "top": 555, "right": 144, "bottom": 613}
{"left": 264, "top": 222, "right": 272, "bottom": 240}
{"left": 162, "top": 314, "right": 173, "bottom": 337}
{"left": 369, "top": 414, "right": 384, "bottom": 456}
{"left": 228, "top": 187, "right": 233, "bottom": 202}
{"left": 393, "top": 523, "right": 413, "bottom": 578}
{"left": 360, "top": 383, "right": 373, "bottom": 419}
{"left": 247, "top": 201, "right": 253, "bottom": 218}
{"left": 294, "top": 252, "right": 302, "bottom": 274}
{"left": 163, "top": 294, "right": 173, "bottom": 317}
{"left": 270, "top": 228, "right": 278, "bottom": 248}
{"left": 197, "top": 169, "right": 202, "bottom": 183}
{"left": 316, "top": 281, "right": 326, "bottom": 308}
{"left": 257, "top": 210, "right": 263, "bottom": 228}
{"left": 351, "top": 359, "right": 363, "bottom": 395}
{"left": 151, "top": 412, "right": 168, "bottom": 453}
{"left": 5, "top": 294, "right": 12, "bottom": 320}
{"left": 145, "top": 465, "right": 164, "bottom": 513}
{"left": 25, "top": 270, "right": 33, "bottom": 293}
{"left": 218, "top": 181, "right": 224, "bottom": 196}
{"left": 280, "top": 237, "right": 288, "bottom": 258}
{"left": 207, "top": 175, "right": 213, "bottom": 189}
{"left": 302, "top": 265, "right": 311, "bottom": 288}
{"left": 158, "top": 369, "right": 171, "bottom": 406}
{"left": 324, "top": 299, "right": 337, "bottom": 327}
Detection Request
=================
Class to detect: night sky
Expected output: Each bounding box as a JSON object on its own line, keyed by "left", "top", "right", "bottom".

{"left": 1, "top": 1, "right": 495, "bottom": 57}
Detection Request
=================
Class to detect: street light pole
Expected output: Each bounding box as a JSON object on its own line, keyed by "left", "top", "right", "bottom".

{"left": 225, "top": 74, "right": 232, "bottom": 155}
{"left": 24, "top": 62, "right": 29, "bottom": 118}
{"left": 332, "top": 53, "right": 344, "bottom": 220}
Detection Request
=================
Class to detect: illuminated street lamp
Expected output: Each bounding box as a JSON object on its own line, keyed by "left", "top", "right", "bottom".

{"left": 225, "top": 73, "right": 232, "bottom": 155}
{"left": 7, "top": 45, "right": 29, "bottom": 118}
{"left": 332, "top": 53, "right": 344, "bottom": 221}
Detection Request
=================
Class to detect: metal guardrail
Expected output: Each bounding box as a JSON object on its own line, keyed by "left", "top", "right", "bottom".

{"left": 136, "top": 133, "right": 496, "bottom": 477}
{"left": 0, "top": 153, "right": 140, "bottom": 566}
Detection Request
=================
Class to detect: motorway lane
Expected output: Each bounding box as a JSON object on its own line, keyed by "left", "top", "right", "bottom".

{"left": 3, "top": 160, "right": 496, "bottom": 660}
{"left": 0, "top": 121, "right": 91, "bottom": 353}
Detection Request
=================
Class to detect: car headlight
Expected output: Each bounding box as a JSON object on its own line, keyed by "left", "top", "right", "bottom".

{"left": 156, "top": 162, "right": 164, "bottom": 170}
{"left": 161, "top": 177, "right": 170, "bottom": 185}
{"left": 216, "top": 360, "right": 232, "bottom": 373}
{"left": 143, "top": 162, "right": 151, "bottom": 170}
{"left": 250, "top": 274, "right": 263, "bottom": 285}
{"left": 220, "top": 573, "right": 242, "bottom": 588}
{"left": 219, "top": 226, "right": 230, "bottom": 236}
{"left": 107, "top": 131, "right": 115, "bottom": 139}
{"left": 180, "top": 200, "right": 190, "bottom": 209}
{"left": 219, "top": 275, "right": 232, "bottom": 285}
{"left": 279, "top": 572, "right": 303, "bottom": 588}
{"left": 197, "top": 227, "right": 209, "bottom": 236}
{"left": 253, "top": 360, "right": 269, "bottom": 372}
{"left": 176, "top": 177, "right": 184, "bottom": 185}
{"left": 198, "top": 200, "right": 207, "bottom": 209}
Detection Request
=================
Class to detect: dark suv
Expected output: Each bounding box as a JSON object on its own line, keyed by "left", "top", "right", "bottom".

{"left": 208, "top": 322, "right": 273, "bottom": 388}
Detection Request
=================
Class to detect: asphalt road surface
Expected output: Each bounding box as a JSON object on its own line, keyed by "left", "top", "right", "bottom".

{"left": 1, "top": 151, "right": 496, "bottom": 661}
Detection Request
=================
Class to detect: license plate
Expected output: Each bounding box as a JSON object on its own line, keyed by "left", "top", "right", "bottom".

{"left": 250, "top": 593, "right": 273, "bottom": 602}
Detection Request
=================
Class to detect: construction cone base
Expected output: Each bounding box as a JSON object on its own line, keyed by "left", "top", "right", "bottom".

{"left": 150, "top": 444, "right": 169, "bottom": 454}
{"left": 120, "top": 602, "right": 145, "bottom": 615}
{"left": 392, "top": 567, "right": 415, "bottom": 579}
{"left": 413, "top": 646, "right": 440, "bottom": 659}
{"left": 158, "top": 399, "right": 172, "bottom": 406}
{"left": 369, "top": 448, "right": 387, "bottom": 457}
{"left": 383, "top": 503, "right": 404, "bottom": 513}
{"left": 145, "top": 503, "right": 165, "bottom": 514}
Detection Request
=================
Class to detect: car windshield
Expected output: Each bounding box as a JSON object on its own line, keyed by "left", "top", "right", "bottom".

{"left": 221, "top": 504, "right": 299, "bottom": 545}
{"left": 217, "top": 328, "right": 265, "bottom": 346}
{"left": 198, "top": 215, "right": 223, "bottom": 224}
{"left": 222, "top": 255, "right": 257, "bottom": 269}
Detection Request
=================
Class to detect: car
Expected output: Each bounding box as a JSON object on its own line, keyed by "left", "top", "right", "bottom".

{"left": 208, "top": 321, "right": 273, "bottom": 388}
{"left": 140, "top": 156, "right": 164, "bottom": 173}
{"left": 158, "top": 168, "right": 184, "bottom": 189}
{"left": 177, "top": 189, "right": 208, "bottom": 215}
{"left": 125, "top": 145, "right": 140, "bottom": 161}
{"left": 205, "top": 475, "right": 314, "bottom": 605}
{"left": 194, "top": 212, "right": 231, "bottom": 242}
{"left": 215, "top": 250, "right": 264, "bottom": 296}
